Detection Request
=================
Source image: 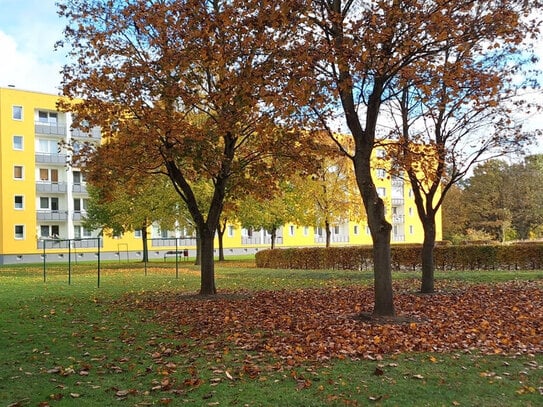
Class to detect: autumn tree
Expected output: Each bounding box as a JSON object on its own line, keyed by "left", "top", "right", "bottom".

{"left": 376, "top": 0, "right": 541, "bottom": 293}
{"left": 296, "top": 1, "right": 509, "bottom": 315}
{"left": 306, "top": 151, "right": 361, "bottom": 247}
{"left": 237, "top": 179, "right": 310, "bottom": 249}
{"left": 83, "top": 176, "right": 181, "bottom": 261}
{"left": 58, "top": 0, "right": 311, "bottom": 294}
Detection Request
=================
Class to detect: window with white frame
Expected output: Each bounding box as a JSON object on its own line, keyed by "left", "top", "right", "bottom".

{"left": 73, "top": 198, "right": 88, "bottom": 212}
{"left": 409, "top": 225, "right": 414, "bottom": 234}
{"left": 377, "top": 187, "right": 386, "bottom": 198}
{"left": 13, "top": 135, "right": 23, "bottom": 150}
{"left": 134, "top": 229, "right": 142, "bottom": 238}
{"left": 73, "top": 171, "right": 85, "bottom": 184}
{"left": 13, "top": 165, "right": 23, "bottom": 179}
{"left": 15, "top": 225, "right": 25, "bottom": 239}
{"left": 376, "top": 168, "right": 386, "bottom": 179}
{"left": 37, "top": 139, "right": 59, "bottom": 154}
{"left": 14, "top": 195, "right": 24, "bottom": 209}
{"left": 409, "top": 207, "right": 413, "bottom": 216}
{"left": 38, "top": 111, "right": 58, "bottom": 124}
{"left": 303, "top": 226, "right": 309, "bottom": 236}
{"left": 228, "top": 225, "right": 235, "bottom": 237}
{"left": 12, "top": 106, "right": 23, "bottom": 120}
{"left": 334, "top": 225, "right": 340, "bottom": 234}
{"left": 40, "top": 225, "right": 59, "bottom": 238}
{"left": 375, "top": 148, "right": 386, "bottom": 158}
{"left": 366, "top": 226, "right": 371, "bottom": 235}
{"left": 40, "top": 197, "right": 59, "bottom": 211}
{"left": 39, "top": 168, "right": 59, "bottom": 182}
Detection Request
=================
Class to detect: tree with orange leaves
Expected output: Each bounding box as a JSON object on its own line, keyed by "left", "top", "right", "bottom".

{"left": 291, "top": 0, "right": 541, "bottom": 315}
{"left": 386, "top": 1, "right": 542, "bottom": 293}
{"left": 58, "top": 0, "right": 311, "bottom": 295}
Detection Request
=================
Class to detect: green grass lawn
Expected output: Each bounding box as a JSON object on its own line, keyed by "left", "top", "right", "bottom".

{"left": 1, "top": 260, "right": 542, "bottom": 406}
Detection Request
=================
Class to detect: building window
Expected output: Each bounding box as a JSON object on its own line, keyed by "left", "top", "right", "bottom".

{"left": 289, "top": 225, "right": 295, "bottom": 236}
{"left": 83, "top": 228, "right": 92, "bottom": 238}
{"left": 13, "top": 166, "right": 23, "bottom": 179}
{"left": 38, "top": 111, "right": 58, "bottom": 124}
{"left": 39, "top": 168, "right": 59, "bottom": 182}
{"left": 74, "top": 198, "right": 88, "bottom": 212}
{"left": 376, "top": 168, "right": 386, "bottom": 179}
{"left": 15, "top": 225, "right": 25, "bottom": 239}
{"left": 366, "top": 226, "right": 371, "bottom": 235}
{"left": 40, "top": 197, "right": 59, "bottom": 211}
{"left": 74, "top": 225, "right": 81, "bottom": 239}
{"left": 334, "top": 225, "right": 340, "bottom": 234}
{"left": 13, "top": 135, "right": 23, "bottom": 150}
{"left": 409, "top": 225, "right": 414, "bottom": 235}
{"left": 353, "top": 225, "right": 359, "bottom": 235}
{"left": 14, "top": 195, "right": 24, "bottom": 209}
{"left": 375, "top": 148, "right": 386, "bottom": 158}
{"left": 409, "top": 207, "right": 413, "bottom": 216}
{"left": 377, "top": 187, "right": 386, "bottom": 198}
{"left": 40, "top": 225, "right": 60, "bottom": 238}
{"left": 228, "top": 225, "right": 235, "bottom": 237}
{"left": 408, "top": 188, "right": 413, "bottom": 198}
{"left": 134, "top": 229, "right": 142, "bottom": 238}
{"left": 37, "top": 139, "right": 59, "bottom": 154}
{"left": 12, "top": 106, "right": 23, "bottom": 120}
{"left": 304, "top": 226, "right": 309, "bottom": 236}
{"left": 73, "top": 171, "right": 85, "bottom": 184}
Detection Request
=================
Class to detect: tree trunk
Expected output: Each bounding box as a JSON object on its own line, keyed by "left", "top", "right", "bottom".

{"left": 199, "top": 225, "right": 216, "bottom": 295}
{"left": 141, "top": 223, "right": 149, "bottom": 263}
{"left": 325, "top": 220, "right": 331, "bottom": 248}
{"left": 420, "top": 219, "right": 436, "bottom": 293}
{"left": 270, "top": 227, "right": 277, "bottom": 249}
{"left": 217, "top": 223, "right": 226, "bottom": 261}
{"left": 194, "top": 230, "right": 201, "bottom": 266}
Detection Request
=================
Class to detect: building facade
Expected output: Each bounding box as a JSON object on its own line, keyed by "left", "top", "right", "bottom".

{"left": 0, "top": 87, "right": 441, "bottom": 264}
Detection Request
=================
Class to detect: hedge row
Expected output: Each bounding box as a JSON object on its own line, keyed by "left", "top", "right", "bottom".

{"left": 254, "top": 243, "right": 543, "bottom": 271}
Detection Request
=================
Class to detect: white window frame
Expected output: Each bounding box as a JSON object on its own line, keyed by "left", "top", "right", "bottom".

{"left": 13, "top": 165, "right": 24, "bottom": 180}
{"left": 377, "top": 187, "right": 386, "bottom": 198}
{"left": 375, "top": 148, "right": 386, "bottom": 158}
{"left": 134, "top": 229, "right": 142, "bottom": 238}
{"left": 12, "top": 106, "right": 23, "bottom": 120}
{"left": 376, "top": 168, "right": 386, "bottom": 179}
{"left": 38, "top": 110, "right": 58, "bottom": 124}
{"left": 409, "top": 225, "right": 414, "bottom": 235}
{"left": 13, "top": 135, "right": 23, "bottom": 150}
{"left": 228, "top": 225, "right": 235, "bottom": 238}
{"left": 14, "top": 195, "right": 24, "bottom": 210}
{"left": 14, "top": 225, "right": 25, "bottom": 239}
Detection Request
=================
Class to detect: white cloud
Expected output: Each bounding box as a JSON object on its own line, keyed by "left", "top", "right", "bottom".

{"left": 0, "top": 30, "right": 63, "bottom": 94}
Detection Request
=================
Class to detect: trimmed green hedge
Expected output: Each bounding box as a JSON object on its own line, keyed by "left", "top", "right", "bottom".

{"left": 255, "top": 243, "right": 543, "bottom": 271}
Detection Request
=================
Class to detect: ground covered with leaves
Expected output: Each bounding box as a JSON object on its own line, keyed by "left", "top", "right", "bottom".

{"left": 133, "top": 279, "right": 543, "bottom": 364}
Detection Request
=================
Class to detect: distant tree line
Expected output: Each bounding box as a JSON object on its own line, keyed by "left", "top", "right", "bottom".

{"left": 443, "top": 155, "right": 543, "bottom": 243}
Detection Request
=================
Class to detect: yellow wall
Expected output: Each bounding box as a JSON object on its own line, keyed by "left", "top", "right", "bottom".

{"left": 0, "top": 87, "right": 442, "bottom": 262}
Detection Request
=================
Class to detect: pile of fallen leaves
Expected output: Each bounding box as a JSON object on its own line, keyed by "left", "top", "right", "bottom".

{"left": 130, "top": 280, "right": 542, "bottom": 363}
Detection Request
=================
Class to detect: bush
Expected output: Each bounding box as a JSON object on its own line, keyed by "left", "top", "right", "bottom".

{"left": 255, "top": 242, "right": 543, "bottom": 271}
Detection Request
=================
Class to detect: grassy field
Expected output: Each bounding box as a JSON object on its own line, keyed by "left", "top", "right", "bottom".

{"left": 1, "top": 260, "right": 542, "bottom": 406}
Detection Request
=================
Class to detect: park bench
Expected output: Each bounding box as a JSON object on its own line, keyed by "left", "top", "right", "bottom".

{"left": 163, "top": 250, "right": 189, "bottom": 261}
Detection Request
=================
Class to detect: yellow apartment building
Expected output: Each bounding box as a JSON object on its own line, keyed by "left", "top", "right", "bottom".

{"left": 0, "top": 87, "right": 441, "bottom": 264}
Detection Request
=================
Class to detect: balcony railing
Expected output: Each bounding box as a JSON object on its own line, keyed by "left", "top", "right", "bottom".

{"left": 71, "top": 127, "right": 102, "bottom": 140}
{"left": 314, "top": 235, "right": 350, "bottom": 244}
{"left": 150, "top": 237, "right": 196, "bottom": 247}
{"left": 391, "top": 198, "right": 404, "bottom": 206}
{"left": 392, "top": 215, "right": 405, "bottom": 224}
{"left": 35, "top": 123, "right": 67, "bottom": 136}
{"left": 35, "top": 153, "right": 68, "bottom": 164}
{"left": 37, "top": 210, "right": 68, "bottom": 221}
{"left": 37, "top": 238, "right": 103, "bottom": 250}
{"left": 72, "top": 183, "right": 88, "bottom": 194}
{"left": 72, "top": 211, "right": 88, "bottom": 221}
{"left": 36, "top": 182, "right": 68, "bottom": 193}
{"left": 241, "top": 236, "right": 262, "bottom": 245}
